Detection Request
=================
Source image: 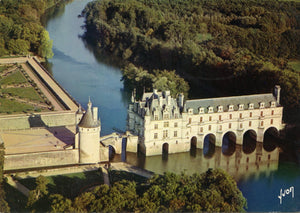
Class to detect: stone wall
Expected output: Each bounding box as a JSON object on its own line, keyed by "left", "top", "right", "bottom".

{"left": 0, "top": 111, "right": 76, "bottom": 130}
{"left": 4, "top": 149, "right": 79, "bottom": 171}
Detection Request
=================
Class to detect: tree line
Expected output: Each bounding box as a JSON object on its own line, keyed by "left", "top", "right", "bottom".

{"left": 0, "top": 0, "right": 71, "bottom": 58}
{"left": 24, "top": 169, "right": 246, "bottom": 212}
{"left": 83, "top": 0, "right": 300, "bottom": 123}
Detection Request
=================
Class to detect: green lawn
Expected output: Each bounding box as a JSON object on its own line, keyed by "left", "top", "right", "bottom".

{"left": 289, "top": 59, "right": 300, "bottom": 73}
{"left": 0, "top": 70, "right": 27, "bottom": 85}
{"left": 0, "top": 97, "right": 34, "bottom": 114}
{"left": 1, "top": 87, "right": 43, "bottom": 102}
{"left": 19, "top": 170, "right": 104, "bottom": 199}
{"left": 4, "top": 183, "right": 28, "bottom": 212}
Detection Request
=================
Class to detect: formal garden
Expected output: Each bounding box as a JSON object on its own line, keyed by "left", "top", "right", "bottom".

{"left": 0, "top": 64, "right": 53, "bottom": 114}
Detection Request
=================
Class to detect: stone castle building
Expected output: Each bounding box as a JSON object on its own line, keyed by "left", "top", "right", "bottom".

{"left": 127, "top": 86, "right": 283, "bottom": 156}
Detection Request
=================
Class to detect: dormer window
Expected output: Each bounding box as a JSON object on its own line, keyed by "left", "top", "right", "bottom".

{"left": 238, "top": 104, "right": 244, "bottom": 110}
{"left": 271, "top": 101, "right": 276, "bottom": 108}
{"left": 249, "top": 103, "right": 254, "bottom": 110}
{"left": 199, "top": 107, "right": 204, "bottom": 114}
{"left": 260, "top": 102, "right": 265, "bottom": 109}
{"left": 188, "top": 108, "right": 193, "bottom": 114}
{"left": 218, "top": 106, "right": 223, "bottom": 112}
{"left": 228, "top": 105, "right": 234, "bottom": 112}
{"left": 208, "top": 107, "right": 214, "bottom": 113}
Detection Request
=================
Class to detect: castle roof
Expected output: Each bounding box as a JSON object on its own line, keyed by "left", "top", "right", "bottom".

{"left": 78, "top": 99, "right": 100, "bottom": 128}
{"left": 185, "top": 93, "right": 278, "bottom": 113}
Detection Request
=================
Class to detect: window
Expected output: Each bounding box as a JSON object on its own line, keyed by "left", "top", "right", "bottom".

{"left": 154, "top": 133, "right": 158, "bottom": 139}
{"left": 249, "top": 103, "right": 254, "bottom": 109}
{"left": 229, "top": 105, "right": 234, "bottom": 111}
{"left": 209, "top": 116, "right": 212, "bottom": 121}
{"left": 174, "top": 131, "right": 177, "bottom": 137}
{"left": 209, "top": 125, "right": 211, "bottom": 131}
{"left": 164, "top": 122, "right": 169, "bottom": 128}
{"left": 174, "top": 122, "right": 178, "bottom": 128}
{"left": 260, "top": 111, "right": 264, "bottom": 117}
{"left": 229, "top": 114, "right": 232, "bottom": 119}
{"left": 260, "top": 102, "right": 265, "bottom": 109}
{"left": 163, "top": 130, "right": 168, "bottom": 138}
{"left": 175, "top": 113, "right": 178, "bottom": 119}
{"left": 208, "top": 107, "right": 213, "bottom": 113}
{"left": 219, "top": 125, "right": 222, "bottom": 131}
{"left": 154, "top": 124, "right": 158, "bottom": 129}
{"left": 250, "top": 112, "right": 252, "bottom": 117}
{"left": 188, "top": 109, "right": 193, "bottom": 114}
{"left": 270, "top": 119, "right": 273, "bottom": 125}
{"left": 199, "top": 108, "right": 204, "bottom": 114}
{"left": 271, "top": 110, "right": 274, "bottom": 115}
{"left": 271, "top": 101, "right": 276, "bottom": 107}
{"left": 200, "top": 127, "right": 203, "bottom": 132}
{"left": 154, "top": 115, "right": 158, "bottom": 120}
{"left": 189, "top": 118, "right": 192, "bottom": 124}
{"left": 218, "top": 106, "right": 223, "bottom": 112}
{"left": 249, "top": 121, "right": 252, "bottom": 127}
{"left": 200, "top": 117, "right": 203, "bottom": 122}
{"left": 239, "top": 104, "right": 244, "bottom": 110}
{"left": 164, "top": 114, "right": 169, "bottom": 119}
{"left": 229, "top": 123, "right": 232, "bottom": 128}
{"left": 239, "top": 113, "right": 242, "bottom": 119}
{"left": 240, "top": 123, "right": 243, "bottom": 129}
{"left": 261, "top": 121, "right": 264, "bottom": 127}
{"left": 219, "top": 115, "right": 222, "bottom": 121}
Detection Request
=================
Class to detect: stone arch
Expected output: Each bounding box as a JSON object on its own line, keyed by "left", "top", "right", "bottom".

{"left": 222, "top": 131, "right": 236, "bottom": 156}
{"left": 203, "top": 134, "right": 216, "bottom": 158}
{"left": 190, "top": 136, "right": 197, "bottom": 149}
{"left": 263, "top": 127, "right": 278, "bottom": 152}
{"left": 162, "top": 143, "right": 169, "bottom": 155}
{"left": 109, "top": 145, "right": 116, "bottom": 160}
{"left": 243, "top": 130, "right": 257, "bottom": 154}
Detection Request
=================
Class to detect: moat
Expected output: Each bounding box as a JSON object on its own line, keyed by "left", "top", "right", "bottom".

{"left": 45, "top": 0, "right": 300, "bottom": 211}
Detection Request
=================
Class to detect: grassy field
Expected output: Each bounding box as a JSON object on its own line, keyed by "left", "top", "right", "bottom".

{"left": 0, "top": 71, "right": 27, "bottom": 85}
{"left": 0, "top": 97, "right": 34, "bottom": 113}
{"left": 289, "top": 59, "right": 300, "bottom": 73}
{"left": 1, "top": 87, "right": 43, "bottom": 102}
{"left": 19, "top": 170, "right": 104, "bottom": 199}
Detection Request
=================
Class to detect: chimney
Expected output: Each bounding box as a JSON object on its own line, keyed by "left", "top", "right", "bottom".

{"left": 274, "top": 85, "right": 281, "bottom": 104}
{"left": 93, "top": 107, "right": 98, "bottom": 122}
{"left": 178, "top": 93, "right": 184, "bottom": 108}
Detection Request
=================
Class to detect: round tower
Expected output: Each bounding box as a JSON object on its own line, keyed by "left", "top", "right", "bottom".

{"left": 78, "top": 98, "right": 101, "bottom": 164}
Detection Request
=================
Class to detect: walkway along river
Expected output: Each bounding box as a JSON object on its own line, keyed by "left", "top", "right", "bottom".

{"left": 44, "top": 0, "right": 300, "bottom": 211}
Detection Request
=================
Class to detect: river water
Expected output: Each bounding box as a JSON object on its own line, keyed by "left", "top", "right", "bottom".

{"left": 45, "top": 0, "right": 300, "bottom": 211}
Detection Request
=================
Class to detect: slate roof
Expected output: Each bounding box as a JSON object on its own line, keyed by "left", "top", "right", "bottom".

{"left": 78, "top": 100, "right": 100, "bottom": 128}
{"left": 185, "top": 93, "right": 278, "bottom": 113}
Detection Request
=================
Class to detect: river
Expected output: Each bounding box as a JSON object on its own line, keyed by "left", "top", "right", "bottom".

{"left": 45, "top": 0, "right": 300, "bottom": 211}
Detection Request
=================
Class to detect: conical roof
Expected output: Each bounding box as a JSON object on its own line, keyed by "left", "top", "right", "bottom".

{"left": 78, "top": 99, "right": 100, "bottom": 128}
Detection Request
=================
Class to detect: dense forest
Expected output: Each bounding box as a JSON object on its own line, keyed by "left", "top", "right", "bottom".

{"left": 23, "top": 169, "right": 246, "bottom": 212}
{"left": 0, "top": 0, "right": 69, "bottom": 58}
{"left": 83, "top": 0, "right": 300, "bottom": 123}
{"left": 0, "top": 144, "right": 9, "bottom": 212}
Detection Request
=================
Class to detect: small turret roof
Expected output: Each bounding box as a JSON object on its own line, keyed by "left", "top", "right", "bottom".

{"left": 78, "top": 99, "right": 100, "bottom": 128}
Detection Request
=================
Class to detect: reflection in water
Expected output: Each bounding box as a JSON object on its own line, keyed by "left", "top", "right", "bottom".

{"left": 114, "top": 143, "right": 279, "bottom": 182}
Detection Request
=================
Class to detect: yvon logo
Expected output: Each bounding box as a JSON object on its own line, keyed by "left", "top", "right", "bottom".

{"left": 278, "top": 186, "right": 294, "bottom": 204}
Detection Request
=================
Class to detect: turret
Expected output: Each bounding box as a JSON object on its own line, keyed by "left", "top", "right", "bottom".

{"left": 77, "top": 98, "right": 101, "bottom": 164}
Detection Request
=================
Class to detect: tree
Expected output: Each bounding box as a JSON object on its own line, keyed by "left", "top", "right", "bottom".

{"left": 27, "top": 175, "right": 50, "bottom": 210}
{"left": 38, "top": 30, "right": 54, "bottom": 58}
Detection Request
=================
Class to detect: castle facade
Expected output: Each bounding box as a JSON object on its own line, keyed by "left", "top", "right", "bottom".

{"left": 127, "top": 86, "right": 284, "bottom": 156}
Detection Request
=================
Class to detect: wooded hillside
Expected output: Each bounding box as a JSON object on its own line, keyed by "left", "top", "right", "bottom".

{"left": 83, "top": 0, "right": 300, "bottom": 122}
